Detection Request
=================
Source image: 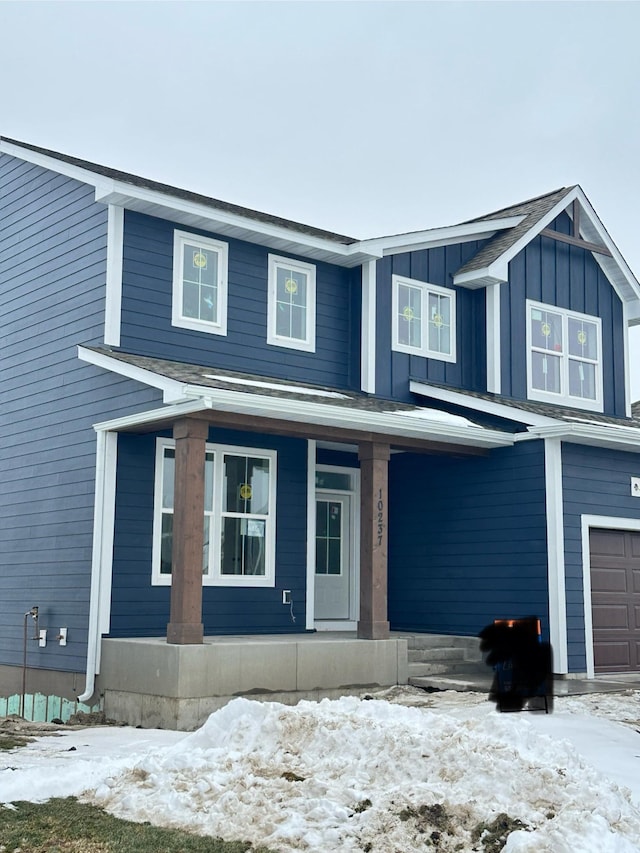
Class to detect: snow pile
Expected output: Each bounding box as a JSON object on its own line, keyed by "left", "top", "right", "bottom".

{"left": 83, "top": 696, "right": 640, "bottom": 852}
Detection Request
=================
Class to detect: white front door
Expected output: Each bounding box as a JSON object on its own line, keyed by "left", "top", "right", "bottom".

{"left": 314, "top": 493, "right": 351, "bottom": 620}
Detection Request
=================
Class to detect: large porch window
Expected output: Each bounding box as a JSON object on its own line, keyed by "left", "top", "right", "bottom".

{"left": 152, "top": 438, "right": 277, "bottom": 586}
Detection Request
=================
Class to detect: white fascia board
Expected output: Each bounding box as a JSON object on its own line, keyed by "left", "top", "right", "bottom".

{"left": 92, "top": 399, "right": 210, "bottom": 433}
{"left": 518, "top": 422, "right": 640, "bottom": 452}
{"left": 104, "top": 205, "right": 124, "bottom": 347}
{"left": 355, "top": 216, "right": 525, "bottom": 257}
{"left": 0, "top": 138, "right": 114, "bottom": 194}
{"left": 78, "top": 345, "right": 184, "bottom": 403}
{"left": 409, "top": 380, "right": 558, "bottom": 427}
{"left": 180, "top": 384, "right": 514, "bottom": 449}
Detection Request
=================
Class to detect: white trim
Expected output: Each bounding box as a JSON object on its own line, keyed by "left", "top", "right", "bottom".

{"left": 151, "top": 438, "right": 277, "bottom": 588}
{"left": 526, "top": 300, "right": 603, "bottom": 413}
{"left": 519, "top": 422, "right": 640, "bottom": 453}
{"left": 391, "top": 275, "right": 456, "bottom": 363}
{"left": 172, "top": 230, "right": 228, "bottom": 336}
{"left": 354, "top": 216, "right": 525, "bottom": 257}
{"left": 409, "top": 380, "right": 557, "bottom": 427}
{"left": 78, "top": 344, "right": 184, "bottom": 403}
{"left": 306, "top": 440, "right": 316, "bottom": 630}
{"left": 485, "top": 283, "right": 501, "bottom": 393}
{"left": 92, "top": 399, "right": 210, "bottom": 433}
{"left": 104, "top": 205, "right": 123, "bottom": 346}
{"left": 544, "top": 437, "right": 568, "bottom": 674}
{"left": 580, "top": 514, "right": 640, "bottom": 679}
{"left": 623, "top": 302, "right": 632, "bottom": 418}
{"left": 79, "top": 430, "right": 117, "bottom": 703}
{"left": 361, "top": 260, "right": 376, "bottom": 393}
{"left": 267, "top": 254, "right": 316, "bottom": 352}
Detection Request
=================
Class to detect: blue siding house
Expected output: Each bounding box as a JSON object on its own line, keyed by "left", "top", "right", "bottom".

{"left": 2, "top": 137, "right": 640, "bottom": 727}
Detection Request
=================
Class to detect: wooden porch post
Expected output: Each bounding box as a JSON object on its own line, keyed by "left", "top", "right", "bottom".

{"left": 166, "top": 418, "right": 208, "bottom": 645}
{"left": 357, "top": 441, "right": 390, "bottom": 639}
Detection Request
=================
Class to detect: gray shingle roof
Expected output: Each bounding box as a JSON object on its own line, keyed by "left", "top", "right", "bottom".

{"left": 456, "top": 187, "right": 576, "bottom": 277}
{"left": 0, "top": 136, "right": 358, "bottom": 245}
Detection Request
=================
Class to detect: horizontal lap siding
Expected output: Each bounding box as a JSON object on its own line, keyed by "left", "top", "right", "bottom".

{"left": 502, "top": 212, "right": 625, "bottom": 416}
{"left": 119, "top": 212, "right": 358, "bottom": 389}
{"left": 375, "top": 240, "right": 489, "bottom": 401}
{"left": 562, "top": 442, "right": 640, "bottom": 671}
{"left": 388, "top": 440, "right": 548, "bottom": 636}
{"left": 0, "top": 155, "right": 162, "bottom": 677}
{"left": 110, "top": 429, "right": 308, "bottom": 636}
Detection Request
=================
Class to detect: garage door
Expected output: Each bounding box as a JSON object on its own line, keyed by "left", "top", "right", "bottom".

{"left": 590, "top": 528, "right": 640, "bottom": 672}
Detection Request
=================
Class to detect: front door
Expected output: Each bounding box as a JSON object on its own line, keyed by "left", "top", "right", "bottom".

{"left": 315, "top": 493, "right": 351, "bottom": 620}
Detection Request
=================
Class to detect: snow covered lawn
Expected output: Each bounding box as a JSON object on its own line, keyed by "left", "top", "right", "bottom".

{"left": 2, "top": 687, "right": 640, "bottom": 852}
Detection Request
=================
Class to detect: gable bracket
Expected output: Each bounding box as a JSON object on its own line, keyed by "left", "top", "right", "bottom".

{"left": 539, "top": 227, "right": 612, "bottom": 257}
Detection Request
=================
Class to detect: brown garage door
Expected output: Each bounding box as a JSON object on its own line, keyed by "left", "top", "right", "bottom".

{"left": 590, "top": 528, "right": 640, "bottom": 672}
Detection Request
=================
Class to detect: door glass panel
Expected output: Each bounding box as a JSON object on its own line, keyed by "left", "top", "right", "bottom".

{"left": 315, "top": 500, "right": 342, "bottom": 576}
{"left": 315, "top": 471, "right": 351, "bottom": 491}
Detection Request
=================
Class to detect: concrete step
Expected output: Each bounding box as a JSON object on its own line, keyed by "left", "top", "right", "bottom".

{"left": 408, "top": 647, "right": 467, "bottom": 663}
{"left": 407, "top": 659, "right": 488, "bottom": 678}
{"left": 409, "top": 672, "right": 494, "bottom": 693}
{"left": 397, "top": 632, "right": 482, "bottom": 653}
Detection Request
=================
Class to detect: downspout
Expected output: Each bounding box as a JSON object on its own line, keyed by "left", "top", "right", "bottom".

{"left": 78, "top": 429, "right": 118, "bottom": 703}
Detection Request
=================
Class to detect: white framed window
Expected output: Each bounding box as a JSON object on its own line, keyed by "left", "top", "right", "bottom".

{"left": 267, "top": 254, "right": 316, "bottom": 352}
{"left": 152, "top": 438, "right": 277, "bottom": 587}
{"left": 526, "top": 300, "right": 603, "bottom": 411}
{"left": 172, "top": 230, "right": 228, "bottom": 335}
{"left": 391, "top": 275, "right": 456, "bottom": 362}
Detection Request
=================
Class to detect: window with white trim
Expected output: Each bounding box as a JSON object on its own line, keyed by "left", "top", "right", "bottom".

{"left": 152, "top": 439, "right": 277, "bottom": 587}
{"left": 391, "top": 275, "right": 456, "bottom": 362}
{"left": 172, "top": 230, "right": 228, "bottom": 335}
{"left": 526, "top": 300, "right": 603, "bottom": 411}
{"left": 267, "top": 254, "right": 316, "bottom": 352}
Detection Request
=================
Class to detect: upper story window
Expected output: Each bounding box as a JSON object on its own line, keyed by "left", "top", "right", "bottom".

{"left": 391, "top": 275, "right": 456, "bottom": 362}
{"left": 152, "top": 439, "right": 277, "bottom": 587}
{"left": 172, "top": 230, "right": 228, "bottom": 335}
{"left": 267, "top": 254, "right": 316, "bottom": 352}
{"left": 526, "top": 300, "right": 603, "bottom": 411}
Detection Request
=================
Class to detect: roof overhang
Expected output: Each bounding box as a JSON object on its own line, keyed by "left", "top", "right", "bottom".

{"left": 79, "top": 347, "right": 513, "bottom": 450}
{"left": 453, "top": 186, "right": 640, "bottom": 321}
{"left": 517, "top": 423, "right": 640, "bottom": 453}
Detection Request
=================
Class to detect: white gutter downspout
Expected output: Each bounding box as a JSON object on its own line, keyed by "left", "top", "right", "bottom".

{"left": 544, "top": 437, "right": 568, "bottom": 674}
{"left": 78, "top": 429, "right": 118, "bottom": 703}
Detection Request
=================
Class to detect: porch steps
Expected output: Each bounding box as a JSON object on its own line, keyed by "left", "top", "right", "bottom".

{"left": 398, "top": 633, "right": 491, "bottom": 691}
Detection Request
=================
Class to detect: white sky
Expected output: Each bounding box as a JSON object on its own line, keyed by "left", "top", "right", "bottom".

{"left": 2, "top": 0, "right": 639, "bottom": 399}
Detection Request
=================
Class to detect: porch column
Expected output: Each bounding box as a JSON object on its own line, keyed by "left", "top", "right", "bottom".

{"left": 166, "top": 418, "right": 208, "bottom": 645}
{"left": 357, "top": 441, "right": 390, "bottom": 639}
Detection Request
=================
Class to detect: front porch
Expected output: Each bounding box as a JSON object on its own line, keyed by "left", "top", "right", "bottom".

{"left": 98, "top": 632, "right": 409, "bottom": 730}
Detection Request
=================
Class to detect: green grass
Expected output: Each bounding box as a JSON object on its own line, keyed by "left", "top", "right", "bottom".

{"left": 0, "top": 798, "right": 277, "bottom": 853}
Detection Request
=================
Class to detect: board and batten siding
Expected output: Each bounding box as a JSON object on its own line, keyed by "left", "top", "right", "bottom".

{"left": 0, "top": 154, "right": 162, "bottom": 681}
{"left": 501, "top": 211, "right": 626, "bottom": 417}
{"left": 109, "top": 429, "right": 309, "bottom": 637}
{"left": 561, "top": 442, "right": 640, "bottom": 672}
{"left": 388, "top": 440, "right": 548, "bottom": 637}
{"left": 375, "top": 240, "right": 490, "bottom": 401}
{"left": 119, "top": 211, "right": 360, "bottom": 390}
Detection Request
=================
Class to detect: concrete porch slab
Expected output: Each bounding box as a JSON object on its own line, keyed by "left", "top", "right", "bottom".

{"left": 99, "top": 633, "right": 408, "bottom": 730}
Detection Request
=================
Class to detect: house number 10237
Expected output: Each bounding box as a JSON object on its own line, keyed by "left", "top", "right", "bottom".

{"left": 376, "top": 488, "right": 384, "bottom": 546}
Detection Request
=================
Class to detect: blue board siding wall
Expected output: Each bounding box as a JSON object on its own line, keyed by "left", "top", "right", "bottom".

{"left": 0, "top": 155, "right": 163, "bottom": 680}
{"left": 110, "top": 429, "right": 308, "bottom": 637}
{"left": 388, "top": 440, "right": 548, "bottom": 637}
{"left": 119, "top": 211, "right": 360, "bottom": 390}
{"left": 562, "top": 442, "right": 640, "bottom": 672}
{"left": 501, "top": 212, "right": 626, "bottom": 417}
{"left": 375, "top": 240, "right": 490, "bottom": 401}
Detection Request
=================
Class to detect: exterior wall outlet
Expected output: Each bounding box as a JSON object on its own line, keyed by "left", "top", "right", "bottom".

{"left": 38, "top": 629, "right": 47, "bottom": 647}
{"left": 58, "top": 628, "right": 68, "bottom": 646}
{"left": 632, "top": 477, "right": 640, "bottom": 497}
{"left": 282, "top": 590, "right": 291, "bottom": 605}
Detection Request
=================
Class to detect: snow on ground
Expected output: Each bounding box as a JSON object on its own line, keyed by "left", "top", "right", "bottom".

{"left": 2, "top": 688, "right": 640, "bottom": 852}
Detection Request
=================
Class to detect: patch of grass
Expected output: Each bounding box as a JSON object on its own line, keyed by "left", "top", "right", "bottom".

{"left": 0, "top": 798, "right": 277, "bottom": 853}
{"left": 0, "top": 734, "right": 32, "bottom": 751}
{"left": 471, "top": 812, "right": 529, "bottom": 852}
